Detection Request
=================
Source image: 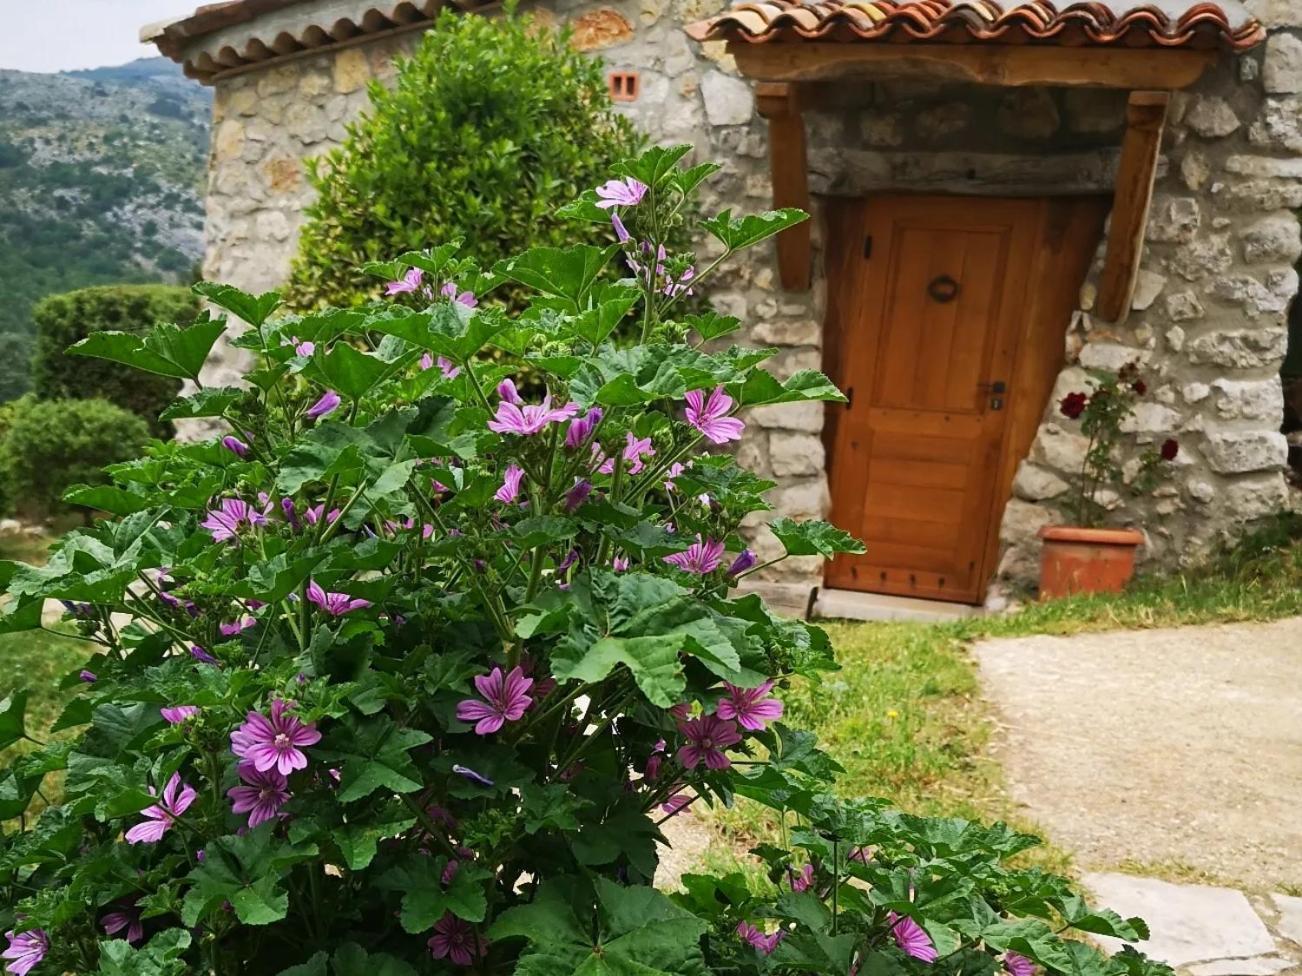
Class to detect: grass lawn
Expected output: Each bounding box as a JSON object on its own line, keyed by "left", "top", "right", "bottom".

{"left": 704, "top": 513, "right": 1302, "bottom": 875}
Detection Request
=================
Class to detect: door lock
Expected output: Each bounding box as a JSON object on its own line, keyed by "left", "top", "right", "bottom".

{"left": 978, "top": 380, "right": 1007, "bottom": 411}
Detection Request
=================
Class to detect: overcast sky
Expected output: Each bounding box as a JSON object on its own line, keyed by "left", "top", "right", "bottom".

{"left": 0, "top": 0, "right": 192, "bottom": 73}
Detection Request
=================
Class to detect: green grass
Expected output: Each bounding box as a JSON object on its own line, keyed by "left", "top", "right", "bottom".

{"left": 704, "top": 514, "right": 1302, "bottom": 874}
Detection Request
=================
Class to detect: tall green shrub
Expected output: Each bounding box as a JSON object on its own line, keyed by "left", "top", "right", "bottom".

{"left": 0, "top": 397, "right": 149, "bottom": 518}
{"left": 31, "top": 284, "right": 199, "bottom": 432}
{"left": 284, "top": 7, "right": 643, "bottom": 309}
{"left": 0, "top": 332, "right": 32, "bottom": 403}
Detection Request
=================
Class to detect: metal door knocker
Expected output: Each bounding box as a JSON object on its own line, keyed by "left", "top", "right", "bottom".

{"left": 927, "top": 275, "right": 960, "bottom": 303}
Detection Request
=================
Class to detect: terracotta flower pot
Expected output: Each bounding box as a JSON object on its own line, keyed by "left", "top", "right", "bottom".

{"left": 1037, "top": 525, "right": 1145, "bottom": 599}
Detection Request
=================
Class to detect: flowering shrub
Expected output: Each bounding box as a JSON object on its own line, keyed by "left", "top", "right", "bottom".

{"left": 0, "top": 148, "right": 1171, "bottom": 976}
{"left": 1057, "top": 363, "right": 1178, "bottom": 527}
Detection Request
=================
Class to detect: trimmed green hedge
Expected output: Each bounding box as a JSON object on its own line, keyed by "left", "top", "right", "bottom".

{"left": 0, "top": 398, "right": 150, "bottom": 518}
{"left": 31, "top": 284, "right": 200, "bottom": 432}
{"left": 284, "top": 8, "right": 643, "bottom": 309}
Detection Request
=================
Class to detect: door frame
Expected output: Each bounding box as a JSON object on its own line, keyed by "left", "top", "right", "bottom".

{"left": 821, "top": 192, "right": 1109, "bottom": 604}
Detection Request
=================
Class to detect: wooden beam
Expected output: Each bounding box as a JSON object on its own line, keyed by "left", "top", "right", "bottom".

{"left": 730, "top": 43, "right": 1214, "bottom": 90}
{"left": 755, "top": 81, "right": 812, "bottom": 292}
{"left": 1096, "top": 90, "right": 1170, "bottom": 323}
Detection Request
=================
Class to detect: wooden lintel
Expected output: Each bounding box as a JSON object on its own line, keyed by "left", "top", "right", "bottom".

{"left": 730, "top": 43, "right": 1214, "bottom": 90}
{"left": 1096, "top": 90, "right": 1170, "bottom": 323}
{"left": 755, "top": 81, "right": 812, "bottom": 292}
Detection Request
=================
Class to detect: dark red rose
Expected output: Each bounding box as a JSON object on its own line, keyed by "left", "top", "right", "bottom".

{"left": 1059, "top": 392, "right": 1088, "bottom": 420}
{"left": 1132, "top": 379, "right": 1148, "bottom": 396}
{"left": 1160, "top": 438, "right": 1179, "bottom": 461}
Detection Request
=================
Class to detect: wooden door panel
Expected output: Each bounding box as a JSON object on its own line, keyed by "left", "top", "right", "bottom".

{"left": 825, "top": 195, "right": 1042, "bottom": 603}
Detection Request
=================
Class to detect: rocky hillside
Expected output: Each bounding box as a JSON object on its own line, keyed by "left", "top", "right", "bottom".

{"left": 0, "top": 57, "right": 210, "bottom": 340}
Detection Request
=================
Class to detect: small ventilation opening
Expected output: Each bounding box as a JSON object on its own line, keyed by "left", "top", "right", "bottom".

{"left": 608, "top": 71, "right": 639, "bottom": 102}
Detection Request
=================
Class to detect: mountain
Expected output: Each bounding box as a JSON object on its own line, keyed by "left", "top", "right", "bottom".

{"left": 0, "top": 57, "right": 211, "bottom": 345}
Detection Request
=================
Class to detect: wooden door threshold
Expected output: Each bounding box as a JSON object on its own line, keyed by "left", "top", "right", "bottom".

{"left": 811, "top": 588, "right": 984, "bottom": 623}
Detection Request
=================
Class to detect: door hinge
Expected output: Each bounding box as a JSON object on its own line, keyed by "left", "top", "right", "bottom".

{"left": 863, "top": 236, "right": 873, "bottom": 259}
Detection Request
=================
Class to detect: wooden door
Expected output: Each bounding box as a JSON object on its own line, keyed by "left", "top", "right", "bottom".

{"left": 824, "top": 195, "right": 1042, "bottom": 604}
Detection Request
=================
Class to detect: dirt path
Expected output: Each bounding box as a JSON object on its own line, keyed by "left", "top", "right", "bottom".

{"left": 973, "top": 616, "right": 1302, "bottom": 891}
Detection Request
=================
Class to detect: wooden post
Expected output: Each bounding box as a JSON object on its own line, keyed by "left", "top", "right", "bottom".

{"left": 1096, "top": 90, "right": 1170, "bottom": 323}
{"left": 756, "top": 81, "right": 811, "bottom": 292}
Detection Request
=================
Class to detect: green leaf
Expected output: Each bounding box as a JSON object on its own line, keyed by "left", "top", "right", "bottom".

{"left": 61, "top": 485, "right": 151, "bottom": 516}
{"left": 737, "top": 367, "right": 846, "bottom": 406}
{"left": 684, "top": 312, "right": 741, "bottom": 342}
{"left": 1059, "top": 895, "right": 1149, "bottom": 941}
{"left": 495, "top": 245, "right": 616, "bottom": 306}
{"left": 768, "top": 518, "right": 865, "bottom": 558}
{"left": 160, "top": 387, "right": 245, "bottom": 421}
{"left": 319, "top": 716, "right": 432, "bottom": 802}
{"left": 335, "top": 814, "right": 417, "bottom": 870}
{"left": 71, "top": 317, "right": 226, "bottom": 381}
{"left": 380, "top": 856, "right": 490, "bottom": 931}
{"left": 313, "top": 341, "right": 392, "bottom": 400}
{"left": 183, "top": 827, "right": 317, "bottom": 927}
{"left": 276, "top": 954, "right": 328, "bottom": 976}
{"left": 194, "top": 282, "right": 282, "bottom": 327}
{"left": 0, "top": 691, "right": 29, "bottom": 751}
{"left": 330, "top": 945, "right": 418, "bottom": 976}
{"left": 96, "top": 928, "right": 192, "bottom": 976}
{"left": 490, "top": 877, "right": 708, "bottom": 976}
{"left": 520, "top": 783, "right": 589, "bottom": 834}
{"left": 624, "top": 144, "right": 694, "bottom": 188}
{"left": 232, "top": 552, "right": 326, "bottom": 603}
{"left": 703, "top": 208, "right": 808, "bottom": 251}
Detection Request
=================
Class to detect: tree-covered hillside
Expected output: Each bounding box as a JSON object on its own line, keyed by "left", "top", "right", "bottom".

{"left": 0, "top": 59, "right": 210, "bottom": 341}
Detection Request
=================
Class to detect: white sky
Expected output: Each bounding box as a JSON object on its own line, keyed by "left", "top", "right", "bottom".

{"left": 0, "top": 0, "right": 194, "bottom": 73}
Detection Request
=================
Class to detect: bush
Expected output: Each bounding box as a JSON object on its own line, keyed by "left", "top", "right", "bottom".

{"left": 0, "top": 331, "right": 32, "bottom": 403}
{"left": 0, "top": 150, "right": 1168, "bottom": 976}
{"left": 0, "top": 397, "right": 150, "bottom": 518}
{"left": 284, "top": 6, "right": 642, "bottom": 309}
{"left": 30, "top": 284, "right": 199, "bottom": 432}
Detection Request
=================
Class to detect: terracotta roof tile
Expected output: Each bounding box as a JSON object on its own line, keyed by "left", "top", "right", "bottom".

{"left": 685, "top": 0, "right": 1264, "bottom": 50}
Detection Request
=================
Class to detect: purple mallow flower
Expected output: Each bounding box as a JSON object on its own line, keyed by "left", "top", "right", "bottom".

{"left": 440, "top": 282, "right": 477, "bottom": 308}
{"left": 102, "top": 903, "right": 144, "bottom": 945}
{"left": 228, "top": 761, "right": 291, "bottom": 828}
{"left": 889, "top": 912, "right": 938, "bottom": 963}
{"left": 1005, "top": 953, "right": 1035, "bottom": 976}
{"left": 125, "top": 772, "right": 197, "bottom": 844}
{"left": 436, "top": 356, "right": 460, "bottom": 379}
{"left": 495, "top": 465, "right": 525, "bottom": 505}
{"left": 676, "top": 715, "right": 741, "bottom": 770}
{"left": 292, "top": 337, "right": 315, "bottom": 357}
{"left": 2, "top": 928, "right": 48, "bottom": 976}
{"left": 221, "top": 435, "right": 250, "bottom": 458}
{"left": 728, "top": 549, "right": 757, "bottom": 578}
{"left": 596, "top": 431, "right": 655, "bottom": 475}
{"left": 230, "top": 699, "right": 321, "bottom": 776}
{"left": 220, "top": 616, "right": 256, "bottom": 637}
{"left": 305, "top": 390, "right": 341, "bottom": 421}
{"left": 564, "top": 408, "right": 602, "bottom": 449}
{"left": 306, "top": 579, "right": 371, "bottom": 616}
{"left": 456, "top": 666, "right": 534, "bottom": 735}
{"left": 611, "top": 212, "right": 630, "bottom": 243}
{"left": 716, "top": 680, "right": 783, "bottom": 732}
{"left": 79, "top": 670, "right": 97, "bottom": 683}
{"left": 737, "top": 921, "right": 784, "bottom": 956}
{"left": 428, "top": 912, "right": 487, "bottom": 966}
{"left": 452, "top": 764, "right": 494, "bottom": 788}
{"left": 386, "top": 267, "right": 424, "bottom": 295}
{"left": 595, "top": 177, "right": 648, "bottom": 209}
{"left": 790, "top": 863, "right": 814, "bottom": 892}
{"left": 488, "top": 394, "right": 579, "bottom": 437}
{"left": 161, "top": 705, "right": 200, "bottom": 725}
{"left": 201, "top": 497, "right": 268, "bottom": 543}
{"left": 303, "top": 504, "right": 341, "bottom": 527}
{"left": 564, "top": 479, "right": 592, "bottom": 512}
{"left": 190, "top": 645, "right": 218, "bottom": 665}
{"left": 663, "top": 536, "right": 725, "bottom": 575}
{"left": 685, "top": 386, "right": 745, "bottom": 445}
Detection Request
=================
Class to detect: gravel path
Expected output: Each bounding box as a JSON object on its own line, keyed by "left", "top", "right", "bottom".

{"left": 973, "top": 617, "right": 1302, "bottom": 891}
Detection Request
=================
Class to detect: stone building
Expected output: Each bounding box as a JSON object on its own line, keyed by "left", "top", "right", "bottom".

{"left": 143, "top": 0, "right": 1299, "bottom": 612}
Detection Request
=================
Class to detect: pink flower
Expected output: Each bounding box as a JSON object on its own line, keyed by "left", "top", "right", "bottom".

{"left": 386, "top": 267, "right": 424, "bottom": 295}
{"left": 305, "top": 390, "right": 341, "bottom": 421}
{"left": 1005, "top": 952, "right": 1036, "bottom": 976}
{"left": 222, "top": 435, "right": 250, "bottom": 458}
{"left": 228, "top": 761, "right": 292, "bottom": 828}
{"left": 230, "top": 699, "right": 321, "bottom": 776}
{"left": 595, "top": 177, "right": 648, "bottom": 209}
{"left": 220, "top": 616, "right": 256, "bottom": 637}
{"left": 676, "top": 715, "right": 741, "bottom": 770}
{"left": 161, "top": 705, "right": 199, "bottom": 725}
{"left": 495, "top": 465, "right": 525, "bottom": 504}
{"left": 436, "top": 356, "right": 461, "bottom": 379}
{"left": 487, "top": 394, "right": 579, "bottom": 437}
{"left": 737, "top": 921, "right": 784, "bottom": 955}
{"left": 611, "top": 212, "right": 630, "bottom": 242}
{"left": 456, "top": 666, "right": 534, "bottom": 735}
{"left": 663, "top": 265, "right": 696, "bottom": 298}
{"left": 306, "top": 579, "right": 371, "bottom": 616}
{"left": 2, "top": 929, "right": 48, "bottom": 976}
{"left": 565, "top": 408, "right": 602, "bottom": 449}
{"left": 715, "top": 680, "right": 783, "bottom": 732}
{"left": 790, "top": 863, "right": 814, "bottom": 892}
{"left": 564, "top": 479, "right": 592, "bottom": 512}
{"left": 685, "top": 386, "right": 745, "bottom": 445}
{"left": 727, "top": 549, "right": 757, "bottom": 577}
{"left": 303, "top": 505, "right": 341, "bottom": 526}
{"left": 597, "top": 431, "right": 655, "bottom": 475}
{"left": 292, "top": 337, "right": 315, "bottom": 357}
{"left": 201, "top": 497, "right": 267, "bottom": 543}
{"left": 428, "top": 912, "right": 486, "bottom": 966}
{"left": 611, "top": 554, "right": 630, "bottom": 572}
{"left": 125, "top": 773, "right": 197, "bottom": 844}
{"left": 661, "top": 792, "right": 691, "bottom": 815}
{"left": 663, "top": 536, "right": 725, "bottom": 575}
{"left": 440, "top": 282, "right": 477, "bottom": 308}
{"left": 419, "top": 352, "right": 435, "bottom": 371}
{"left": 190, "top": 645, "right": 218, "bottom": 665}
{"left": 102, "top": 904, "right": 144, "bottom": 944}
{"left": 497, "top": 378, "right": 523, "bottom": 404}
{"left": 889, "top": 912, "right": 938, "bottom": 963}
{"left": 79, "top": 669, "right": 97, "bottom": 683}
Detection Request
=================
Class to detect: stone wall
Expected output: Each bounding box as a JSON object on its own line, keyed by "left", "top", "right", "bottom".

{"left": 191, "top": 0, "right": 1298, "bottom": 604}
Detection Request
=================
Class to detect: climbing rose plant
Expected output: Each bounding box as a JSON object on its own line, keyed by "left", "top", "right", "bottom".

{"left": 0, "top": 147, "right": 1172, "bottom": 976}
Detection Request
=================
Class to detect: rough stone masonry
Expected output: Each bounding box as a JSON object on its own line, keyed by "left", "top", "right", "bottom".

{"left": 185, "top": 0, "right": 1299, "bottom": 605}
